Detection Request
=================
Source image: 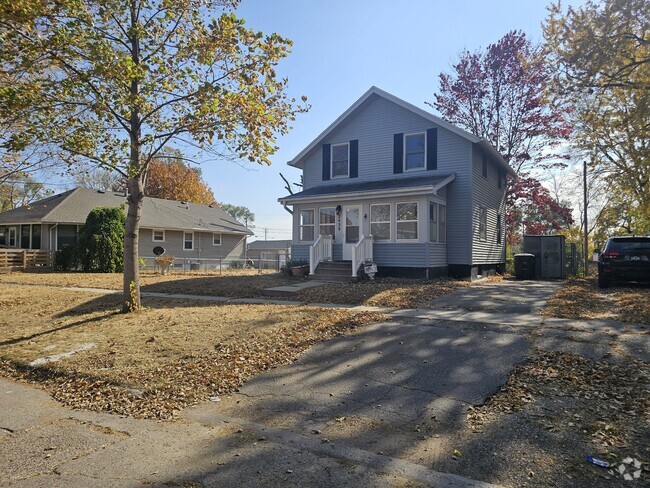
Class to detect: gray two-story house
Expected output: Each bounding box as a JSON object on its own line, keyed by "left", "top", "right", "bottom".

{"left": 278, "top": 87, "right": 516, "bottom": 280}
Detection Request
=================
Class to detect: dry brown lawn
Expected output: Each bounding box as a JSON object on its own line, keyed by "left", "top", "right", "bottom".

{"left": 0, "top": 269, "right": 290, "bottom": 298}
{"left": 541, "top": 276, "right": 650, "bottom": 324}
{"left": 0, "top": 270, "right": 472, "bottom": 308}
{"left": 0, "top": 284, "right": 384, "bottom": 419}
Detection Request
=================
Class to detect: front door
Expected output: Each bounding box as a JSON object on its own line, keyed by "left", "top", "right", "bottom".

{"left": 342, "top": 206, "right": 361, "bottom": 260}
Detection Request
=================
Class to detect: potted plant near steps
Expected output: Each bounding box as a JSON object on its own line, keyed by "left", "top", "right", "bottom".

{"left": 284, "top": 259, "right": 308, "bottom": 278}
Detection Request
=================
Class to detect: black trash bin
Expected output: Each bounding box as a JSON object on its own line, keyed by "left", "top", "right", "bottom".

{"left": 514, "top": 253, "right": 535, "bottom": 280}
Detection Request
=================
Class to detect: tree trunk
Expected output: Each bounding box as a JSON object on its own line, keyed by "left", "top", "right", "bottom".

{"left": 122, "top": 175, "right": 144, "bottom": 312}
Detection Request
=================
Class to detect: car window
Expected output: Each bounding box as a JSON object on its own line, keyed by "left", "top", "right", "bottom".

{"left": 609, "top": 238, "right": 650, "bottom": 252}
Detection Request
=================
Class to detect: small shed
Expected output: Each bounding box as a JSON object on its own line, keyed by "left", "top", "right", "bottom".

{"left": 522, "top": 235, "right": 566, "bottom": 279}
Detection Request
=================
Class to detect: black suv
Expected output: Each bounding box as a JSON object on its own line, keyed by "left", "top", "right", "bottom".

{"left": 598, "top": 236, "right": 650, "bottom": 288}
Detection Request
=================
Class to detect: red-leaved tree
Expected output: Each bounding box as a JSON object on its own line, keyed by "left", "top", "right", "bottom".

{"left": 430, "top": 31, "right": 574, "bottom": 242}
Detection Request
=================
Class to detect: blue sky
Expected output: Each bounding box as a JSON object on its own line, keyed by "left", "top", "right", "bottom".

{"left": 187, "top": 0, "right": 584, "bottom": 241}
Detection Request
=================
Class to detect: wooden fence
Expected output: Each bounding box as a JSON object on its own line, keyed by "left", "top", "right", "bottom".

{"left": 0, "top": 249, "right": 54, "bottom": 270}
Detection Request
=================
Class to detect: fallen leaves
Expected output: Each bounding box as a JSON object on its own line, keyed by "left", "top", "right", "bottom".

{"left": 297, "top": 278, "right": 470, "bottom": 307}
{"left": 542, "top": 276, "right": 650, "bottom": 324}
{"left": 467, "top": 350, "right": 650, "bottom": 462}
{"left": 0, "top": 304, "right": 385, "bottom": 420}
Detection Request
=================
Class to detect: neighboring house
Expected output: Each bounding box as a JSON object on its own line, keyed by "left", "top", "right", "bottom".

{"left": 0, "top": 188, "right": 253, "bottom": 267}
{"left": 278, "top": 86, "right": 516, "bottom": 280}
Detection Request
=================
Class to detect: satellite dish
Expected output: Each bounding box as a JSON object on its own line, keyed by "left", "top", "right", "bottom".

{"left": 153, "top": 246, "right": 165, "bottom": 256}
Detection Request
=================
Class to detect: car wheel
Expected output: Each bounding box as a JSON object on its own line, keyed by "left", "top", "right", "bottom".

{"left": 598, "top": 273, "right": 610, "bottom": 289}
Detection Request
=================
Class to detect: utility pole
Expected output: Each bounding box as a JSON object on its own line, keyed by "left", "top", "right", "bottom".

{"left": 264, "top": 227, "right": 268, "bottom": 241}
{"left": 583, "top": 161, "right": 588, "bottom": 276}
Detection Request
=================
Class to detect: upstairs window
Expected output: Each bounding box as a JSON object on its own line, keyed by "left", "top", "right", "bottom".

{"left": 213, "top": 233, "right": 221, "bottom": 246}
{"left": 404, "top": 133, "right": 425, "bottom": 171}
{"left": 152, "top": 229, "right": 165, "bottom": 242}
{"left": 300, "top": 209, "right": 315, "bottom": 241}
{"left": 370, "top": 204, "right": 391, "bottom": 240}
{"left": 396, "top": 202, "right": 418, "bottom": 240}
{"left": 319, "top": 208, "right": 336, "bottom": 238}
{"left": 331, "top": 143, "right": 349, "bottom": 178}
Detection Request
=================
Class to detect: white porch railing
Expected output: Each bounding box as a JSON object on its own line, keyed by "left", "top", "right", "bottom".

{"left": 309, "top": 234, "right": 333, "bottom": 275}
{"left": 352, "top": 234, "right": 374, "bottom": 277}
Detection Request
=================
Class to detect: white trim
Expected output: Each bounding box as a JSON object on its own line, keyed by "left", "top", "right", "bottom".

{"left": 212, "top": 232, "right": 222, "bottom": 246}
{"left": 330, "top": 142, "right": 350, "bottom": 179}
{"left": 278, "top": 174, "right": 456, "bottom": 205}
{"left": 395, "top": 201, "right": 419, "bottom": 241}
{"left": 369, "top": 203, "right": 391, "bottom": 241}
{"left": 403, "top": 132, "right": 426, "bottom": 172}
{"left": 152, "top": 229, "right": 165, "bottom": 242}
{"left": 183, "top": 231, "right": 194, "bottom": 251}
{"left": 299, "top": 208, "right": 316, "bottom": 243}
{"left": 318, "top": 207, "right": 336, "bottom": 238}
{"left": 439, "top": 204, "right": 447, "bottom": 243}
{"left": 7, "top": 226, "right": 17, "bottom": 247}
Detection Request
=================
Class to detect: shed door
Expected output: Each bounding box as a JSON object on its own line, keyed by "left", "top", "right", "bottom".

{"left": 541, "top": 237, "right": 562, "bottom": 278}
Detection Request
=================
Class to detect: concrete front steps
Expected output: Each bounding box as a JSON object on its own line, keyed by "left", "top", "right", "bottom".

{"left": 310, "top": 261, "right": 353, "bottom": 282}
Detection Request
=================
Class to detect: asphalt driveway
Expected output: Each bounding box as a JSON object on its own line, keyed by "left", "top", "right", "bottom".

{"left": 426, "top": 279, "right": 562, "bottom": 314}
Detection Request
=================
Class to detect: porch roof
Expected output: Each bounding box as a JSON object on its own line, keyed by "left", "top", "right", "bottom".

{"left": 278, "top": 173, "right": 455, "bottom": 204}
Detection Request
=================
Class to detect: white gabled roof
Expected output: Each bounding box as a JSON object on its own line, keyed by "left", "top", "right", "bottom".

{"left": 287, "top": 86, "right": 516, "bottom": 177}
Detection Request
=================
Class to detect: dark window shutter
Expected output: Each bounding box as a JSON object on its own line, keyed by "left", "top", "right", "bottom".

{"left": 426, "top": 128, "right": 438, "bottom": 170}
{"left": 349, "top": 140, "right": 358, "bottom": 178}
{"left": 393, "top": 133, "right": 403, "bottom": 174}
{"left": 322, "top": 144, "right": 331, "bottom": 181}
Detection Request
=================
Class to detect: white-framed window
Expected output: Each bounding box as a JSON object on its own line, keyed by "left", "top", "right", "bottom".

{"left": 8, "top": 226, "right": 17, "bottom": 247}
{"left": 479, "top": 206, "right": 487, "bottom": 241}
{"left": 152, "top": 229, "right": 165, "bottom": 242}
{"left": 404, "top": 132, "right": 426, "bottom": 171}
{"left": 429, "top": 203, "right": 447, "bottom": 243}
{"left": 396, "top": 202, "right": 418, "bottom": 240}
{"left": 319, "top": 208, "right": 336, "bottom": 238}
{"left": 183, "top": 232, "right": 194, "bottom": 250}
{"left": 213, "top": 233, "right": 221, "bottom": 246}
{"left": 439, "top": 205, "right": 446, "bottom": 243}
{"left": 370, "top": 204, "right": 391, "bottom": 241}
{"left": 300, "top": 209, "right": 315, "bottom": 241}
{"left": 429, "top": 202, "right": 438, "bottom": 242}
{"left": 496, "top": 214, "right": 502, "bottom": 244}
{"left": 331, "top": 143, "right": 349, "bottom": 178}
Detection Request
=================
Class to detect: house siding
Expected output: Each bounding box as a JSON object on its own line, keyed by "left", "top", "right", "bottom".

{"left": 291, "top": 244, "right": 310, "bottom": 262}
{"left": 374, "top": 242, "right": 426, "bottom": 267}
{"left": 471, "top": 146, "right": 506, "bottom": 265}
{"left": 301, "top": 96, "right": 469, "bottom": 188}
{"left": 139, "top": 228, "right": 246, "bottom": 263}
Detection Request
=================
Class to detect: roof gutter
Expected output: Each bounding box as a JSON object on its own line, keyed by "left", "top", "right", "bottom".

{"left": 278, "top": 184, "right": 444, "bottom": 205}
